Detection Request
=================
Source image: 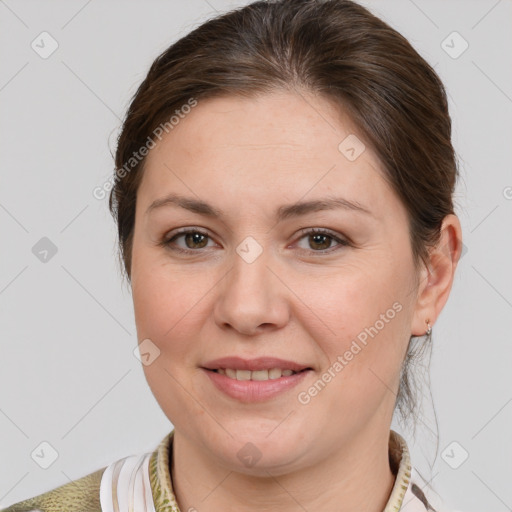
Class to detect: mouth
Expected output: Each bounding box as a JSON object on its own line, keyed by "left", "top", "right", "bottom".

{"left": 205, "top": 367, "right": 312, "bottom": 381}
{"left": 200, "top": 356, "right": 314, "bottom": 402}
{"left": 201, "top": 356, "right": 313, "bottom": 377}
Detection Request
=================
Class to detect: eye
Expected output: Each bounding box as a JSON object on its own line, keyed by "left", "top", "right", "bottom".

{"left": 159, "top": 227, "right": 350, "bottom": 256}
{"left": 295, "top": 228, "right": 350, "bottom": 254}
{"left": 161, "top": 228, "right": 216, "bottom": 253}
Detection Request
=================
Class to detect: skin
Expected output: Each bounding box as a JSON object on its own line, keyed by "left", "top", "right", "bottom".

{"left": 130, "top": 90, "right": 462, "bottom": 512}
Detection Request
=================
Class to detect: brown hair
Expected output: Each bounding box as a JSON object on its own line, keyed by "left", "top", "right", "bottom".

{"left": 109, "top": 0, "right": 458, "bottom": 428}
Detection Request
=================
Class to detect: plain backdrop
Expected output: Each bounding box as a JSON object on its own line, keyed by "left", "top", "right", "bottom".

{"left": 0, "top": 1, "right": 511, "bottom": 511}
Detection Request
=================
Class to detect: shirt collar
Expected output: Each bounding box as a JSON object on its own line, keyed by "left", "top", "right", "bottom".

{"left": 148, "top": 429, "right": 412, "bottom": 512}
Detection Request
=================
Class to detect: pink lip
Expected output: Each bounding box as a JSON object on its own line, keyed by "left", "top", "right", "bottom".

{"left": 202, "top": 356, "right": 311, "bottom": 372}
{"left": 203, "top": 367, "right": 312, "bottom": 402}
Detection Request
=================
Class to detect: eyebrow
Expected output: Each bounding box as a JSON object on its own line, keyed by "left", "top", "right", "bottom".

{"left": 145, "top": 193, "right": 374, "bottom": 220}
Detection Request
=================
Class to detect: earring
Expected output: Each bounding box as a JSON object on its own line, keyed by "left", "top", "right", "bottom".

{"left": 425, "top": 319, "right": 432, "bottom": 337}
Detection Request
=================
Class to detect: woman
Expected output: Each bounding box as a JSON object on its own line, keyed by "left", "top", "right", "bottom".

{"left": 1, "top": 0, "right": 463, "bottom": 510}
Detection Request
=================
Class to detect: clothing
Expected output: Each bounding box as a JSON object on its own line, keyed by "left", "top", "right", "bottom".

{"left": 0, "top": 429, "right": 446, "bottom": 512}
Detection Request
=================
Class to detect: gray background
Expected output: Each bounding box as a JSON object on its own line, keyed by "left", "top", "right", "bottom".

{"left": 0, "top": 0, "right": 511, "bottom": 510}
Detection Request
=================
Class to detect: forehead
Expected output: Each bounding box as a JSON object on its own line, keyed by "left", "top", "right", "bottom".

{"left": 149, "top": 91, "right": 365, "bottom": 159}
{"left": 138, "top": 91, "right": 398, "bottom": 218}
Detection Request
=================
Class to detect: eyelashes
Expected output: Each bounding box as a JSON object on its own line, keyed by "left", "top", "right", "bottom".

{"left": 159, "top": 227, "right": 351, "bottom": 256}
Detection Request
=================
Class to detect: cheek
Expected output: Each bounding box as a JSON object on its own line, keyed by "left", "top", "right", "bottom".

{"left": 307, "top": 262, "right": 406, "bottom": 339}
{"left": 131, "top": 256, "right": 215, "bottom": 367}
{"left": 132, "top": 243, "right": 194, "bottom": 335}
{"left": 308, "top": 257, "right": 412, "bottom": 386}
{"left": 131, "top": 260, "right": 210, "bottom": 425}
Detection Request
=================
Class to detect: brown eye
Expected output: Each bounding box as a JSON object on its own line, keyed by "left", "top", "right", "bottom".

{"left": 308, "top": 233, "right": 332, "bottom": 251}
{"left": 296, "top": 228, "right": 350, "bottom": 254}
{"left": 162, "top": 229, "right": 214, "bottom": 253}
{"left": 182, "top": 232, "right": 209, "bottom": 249}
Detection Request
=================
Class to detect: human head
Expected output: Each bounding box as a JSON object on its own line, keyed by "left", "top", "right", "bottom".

{"left": 109, "top": 0, "right": 461, "bottom": 441}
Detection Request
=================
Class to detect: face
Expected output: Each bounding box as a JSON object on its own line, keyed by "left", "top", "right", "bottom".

{"left": 130, "top": 91, "right": 422, "bottom": 474}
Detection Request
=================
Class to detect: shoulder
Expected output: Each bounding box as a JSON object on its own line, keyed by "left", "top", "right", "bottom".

{"left": 388, "top": 431, "right": 461, "bottom": 512}
{"left": 0, "top": 466, "right": 106, "bottom": 512}
{"left": 403, "top": 466, "right": 461, "bottom": 512}
{"left": 0, "top": 433, "right": 171, "bottom": 512}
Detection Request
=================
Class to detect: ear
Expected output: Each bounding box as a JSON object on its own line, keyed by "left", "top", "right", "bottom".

{"left": 411, "top": 214, "right": 463, "bottom": 336}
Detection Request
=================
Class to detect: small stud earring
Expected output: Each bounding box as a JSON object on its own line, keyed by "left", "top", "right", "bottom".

{"left": 425, "top": 320, "right": 432, "bottom": 337}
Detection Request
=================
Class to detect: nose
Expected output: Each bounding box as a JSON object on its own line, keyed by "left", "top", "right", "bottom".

{"left": 213, "top": 245, "right": 290, "bottom": 336}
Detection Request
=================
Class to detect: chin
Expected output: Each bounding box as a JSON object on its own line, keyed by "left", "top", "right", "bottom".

{"left": 208, "top": 426, "right": 304, "bottom": 473}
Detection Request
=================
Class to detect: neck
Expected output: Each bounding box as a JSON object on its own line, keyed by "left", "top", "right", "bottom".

{"left": 170, "top": 425, "right": 396, "bottom": 512}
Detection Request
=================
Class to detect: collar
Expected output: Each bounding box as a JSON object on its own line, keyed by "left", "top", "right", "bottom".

{"left": 148, "top": 429, "right": 413, "bottom": 512}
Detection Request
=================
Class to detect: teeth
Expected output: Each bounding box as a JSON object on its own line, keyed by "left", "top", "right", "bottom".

{"left": 236, "top": 369, "right": 251, "bottom": 381}
{"left": 216, "top": 368, "right": 300, "bottom": 381}
{"left": 268, "top": 368, "right": 282, "bottom": 379}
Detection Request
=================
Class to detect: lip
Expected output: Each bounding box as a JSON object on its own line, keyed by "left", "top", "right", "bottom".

{"left": 201, "top": 356, "right": 312, "bottom": 372}
{"left": 202, "top": 367, "right": 312, "bottom": 402}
